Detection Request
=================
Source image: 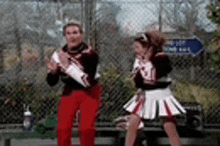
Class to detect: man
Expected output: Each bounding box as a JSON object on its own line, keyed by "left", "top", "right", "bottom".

{"left": 46, "top": 21, "right": 101, "bottom": 146}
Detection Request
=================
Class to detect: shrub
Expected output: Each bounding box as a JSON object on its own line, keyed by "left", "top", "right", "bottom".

{"left": 173, "top": 80, "right": 220, "bottom": 123}
{"left": 99, "top": 65, "right": 136, "bottom": 122}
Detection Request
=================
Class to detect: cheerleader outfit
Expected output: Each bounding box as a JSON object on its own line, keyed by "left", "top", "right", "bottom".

{"left": 46, "top": 42, "right": 101, "bottom": 146}
{"left": 123, "top": 53, "right": 186, "bottom": 120}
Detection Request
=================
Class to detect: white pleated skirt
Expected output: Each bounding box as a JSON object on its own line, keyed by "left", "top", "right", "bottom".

{"left": 123, "top": 87, "right": 186, "bottom": 120}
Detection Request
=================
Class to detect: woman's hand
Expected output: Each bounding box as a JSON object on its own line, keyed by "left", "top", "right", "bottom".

{"left": 135, "top": 89, "right": 144, "bottom": 102}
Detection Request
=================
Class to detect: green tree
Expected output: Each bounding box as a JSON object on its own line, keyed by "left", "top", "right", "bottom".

{"left": 206, "top": 2, "right": 220, "bottom": 73}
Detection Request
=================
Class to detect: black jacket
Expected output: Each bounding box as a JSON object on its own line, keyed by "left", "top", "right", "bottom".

{"left": 46, "top": 42, "right": 99, "bottom": 95}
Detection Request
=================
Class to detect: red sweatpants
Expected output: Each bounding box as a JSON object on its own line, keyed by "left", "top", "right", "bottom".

{"left": 57, "top": 85, "right": 101, "bottom": 146}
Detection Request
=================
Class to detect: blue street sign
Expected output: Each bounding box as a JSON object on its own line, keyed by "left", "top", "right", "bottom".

{"left": 164, "top": 37, "right": 203, "bottom": 55}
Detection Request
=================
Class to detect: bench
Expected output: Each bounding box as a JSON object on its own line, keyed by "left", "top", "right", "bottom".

{"left": 1, "top": 126, "right": 220, "bottom": 146}
{"left": 0, "top": 127, "right": 124, "bottom": 146}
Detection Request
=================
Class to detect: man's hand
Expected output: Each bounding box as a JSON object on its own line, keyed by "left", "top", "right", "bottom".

{"left": 47, "top": 59, "right": 60, "bottom": 75}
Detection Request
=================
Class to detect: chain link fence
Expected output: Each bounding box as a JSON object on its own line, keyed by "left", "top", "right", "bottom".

{"left": 0, "top": 0, "right": 219, "bottom": 129}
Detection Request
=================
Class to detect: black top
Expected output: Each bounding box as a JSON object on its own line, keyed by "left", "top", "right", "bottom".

{"left": 46, "top": 42, "right": 99, "bottom": 95}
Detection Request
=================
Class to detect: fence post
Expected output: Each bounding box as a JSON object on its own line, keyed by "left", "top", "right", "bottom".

{"left": 13, "top": 9, "right": 22, "bottom": 83}
{"left": 84, "top": 0, "right": 94, "bottom": 45}
{"left": 0, "top": 44, "right": 4, "bottom": 74}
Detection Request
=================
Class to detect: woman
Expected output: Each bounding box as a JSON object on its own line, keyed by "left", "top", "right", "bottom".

{"left": 123, "top": 31, "right": 186, "bottom": 146}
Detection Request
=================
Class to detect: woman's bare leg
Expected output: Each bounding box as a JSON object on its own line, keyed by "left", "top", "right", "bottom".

{"left": 163, "top": 118, "right": 181, "bottom": 146}
{"left": 125, "top": 114, "right": 141, "bottom": 146}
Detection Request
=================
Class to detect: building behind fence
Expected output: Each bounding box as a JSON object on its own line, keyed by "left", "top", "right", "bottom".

{"left": 0, "top": 0, "right": 219, "bottom": 128}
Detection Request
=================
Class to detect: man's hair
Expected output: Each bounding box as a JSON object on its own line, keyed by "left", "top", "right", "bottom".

{"left": 63, "top": 21, "right": 83, "bottom": 36}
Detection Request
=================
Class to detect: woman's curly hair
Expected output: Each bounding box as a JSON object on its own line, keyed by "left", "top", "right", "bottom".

{"left": 148, "top": 30, "right": 167, "bottom": 52}
{"left": 134, "top": 30, "right": 167, "bottom": 53}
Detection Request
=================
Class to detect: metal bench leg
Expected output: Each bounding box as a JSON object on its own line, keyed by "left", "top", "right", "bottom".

{"left": 4, "top": 139, "right": 11, "bottom": 146}
{"left": 0, "top": 136, "right": 11, "bottom": 146}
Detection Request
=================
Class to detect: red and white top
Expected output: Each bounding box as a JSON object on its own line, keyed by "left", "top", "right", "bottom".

{"left": 132, "top": 53, "right": 172, "bottom": 90}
